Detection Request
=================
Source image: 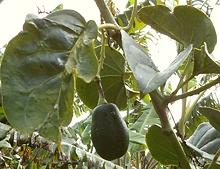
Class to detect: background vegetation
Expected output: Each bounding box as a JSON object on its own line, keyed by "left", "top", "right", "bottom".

{"left": 0, "top": 0, "right": 220, "bottom": 168}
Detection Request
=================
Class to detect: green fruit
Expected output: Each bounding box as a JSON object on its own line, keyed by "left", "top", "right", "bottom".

{"left": 91, "top": 103, "right": 129, "bottom": 161}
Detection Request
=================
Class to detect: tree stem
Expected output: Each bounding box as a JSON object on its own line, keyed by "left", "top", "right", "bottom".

{"left": 149, "top": 90, "right": 191, "bottom": 169}
{"left": 169, "top": 76, "right": 220, "bottom": 102}
{"left": 123, "top": 0, "right": 137, "bottom": 31}
{"left": 99, "top": 23, "right": 120, "bottom": 31}
{"left": 95, "top": 76, "right": 107, "bottom": 105}
{"left": 149, "top": 90, "right": 171, "bottom": 131}
{"left": 94, "top": 0, "right": 118, "bottom": 25}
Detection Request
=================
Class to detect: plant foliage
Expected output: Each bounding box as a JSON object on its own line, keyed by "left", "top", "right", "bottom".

{"left": 0, "top": 0, "right": 220, "bottom": 168}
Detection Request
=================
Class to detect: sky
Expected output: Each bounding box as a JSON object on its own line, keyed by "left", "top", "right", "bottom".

{"left": 0, "top": 0, "right": 126, "bottom": 48}
{"left": 0, "top": 0, "right": 219, "bottom": 65}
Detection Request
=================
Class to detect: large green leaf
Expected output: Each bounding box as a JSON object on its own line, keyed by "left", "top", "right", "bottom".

{"left": 121, "top": 30, "right": 192, "bottom": 93}
{"left": 146, "top": 125, "right": 179, "bottom": 165}
{"left": 193, "top": 44, "right": 220, "bottom": 75}
{"left": 76, "top": 46, "right": 127, "bottom": 109}
{"left": 138, "top": 5, "right": 217, "bottom": 52}
{"left": 199, "top": 107, "right": 220, "bottom": 133}
{"left": 65, "top": 20, "right": 98, "bottom": 83}
{"left": 1, "top": 10, "right": 86, "bottom": 139}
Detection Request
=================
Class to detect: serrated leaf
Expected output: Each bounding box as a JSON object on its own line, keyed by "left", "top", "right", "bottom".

{"left": 193, "top": 43, "right": 220, "bottom": 75}
{"left": 76, "top": 46, "right": 127, "bottom": 109}
{"left": 121, "top": 30, "right": 192, "bottom": 93}
{"left": 138, "top": 5, "right": 217, "bottom": 52}
{"left": 1, "top": 10, "right": 86, "bottom": 138}
{"left": 146, "top": 125, "right": 179, "bottom": 165}
{"left": 199, "top": 107, "right": 220, "bottom": 133}
{"left": 65, "top": 20, "right": 98, "bottom": 83}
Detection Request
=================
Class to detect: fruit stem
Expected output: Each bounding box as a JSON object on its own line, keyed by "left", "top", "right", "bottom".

{"left": 95, "top": 76, "right": 107, "bottom": 105}
{"left": 97, "top": 30, "right": 106, "bottom": 76}
{"left": 123, "top": 0, "right": 137, "bottom": 31}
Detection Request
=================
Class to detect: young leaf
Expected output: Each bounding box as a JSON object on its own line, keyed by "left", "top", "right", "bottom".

{"left": 65, "top": 20, "right": 98, "bottom": 83}
{"left": 1, "top": 10, "right": 86, "bottom": 137}
{"left": 199, "top": 107, "right": 220, "bottom": 133}
{"left": 193, "top": 43, "right": 220, "bottom": 76}
{"left": 138, "top": 5, "right": 217, "bottom": 52}
{"left": 121, "top": 30, "right": 192, "bottom": 93}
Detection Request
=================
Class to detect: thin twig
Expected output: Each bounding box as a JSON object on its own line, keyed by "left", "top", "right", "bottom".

{"left": 94, "top": 0, "right": 118, "bottom": 26}
{"left": 169, "top": 76, "right": 220, "bottom": 102}
{"left": 123, "top": 0, "right": 138, "bottom": 31}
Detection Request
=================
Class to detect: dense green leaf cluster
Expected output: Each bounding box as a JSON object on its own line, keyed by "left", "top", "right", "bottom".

{"left": 0, "top": 0, "right": 220, "bottom": 168}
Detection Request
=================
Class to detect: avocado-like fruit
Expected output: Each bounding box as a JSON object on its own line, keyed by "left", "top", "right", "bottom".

{"left": 91, "top": 103, "right": 129, "bottom": 161}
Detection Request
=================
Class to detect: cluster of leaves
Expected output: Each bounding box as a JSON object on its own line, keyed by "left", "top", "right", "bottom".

{"left": 0, "top": 0, "right": 220, "bottom": 168}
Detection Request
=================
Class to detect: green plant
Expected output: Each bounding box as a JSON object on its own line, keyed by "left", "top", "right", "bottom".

{"left": 0, "top": 0, "right": 220, "bottom": 168}
{"left": 91, "top": 103, "right": 129, "bottom": 161}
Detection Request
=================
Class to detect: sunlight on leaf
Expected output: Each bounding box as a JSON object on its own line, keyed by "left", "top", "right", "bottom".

{"left": 65, "top": 20, "right": 98, "bottom": 83}
{"left": 121, "top": 30, "right": 192, "bottom": 93}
